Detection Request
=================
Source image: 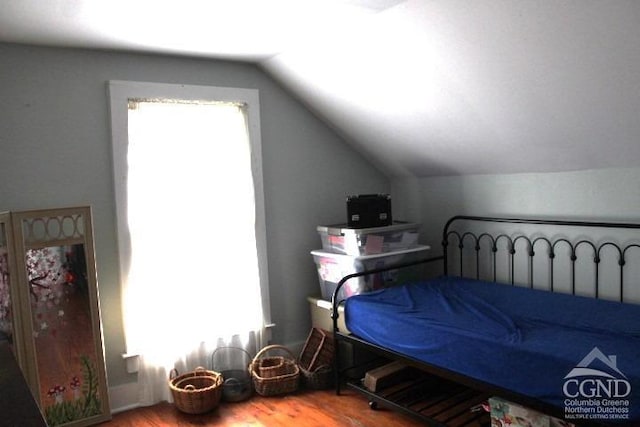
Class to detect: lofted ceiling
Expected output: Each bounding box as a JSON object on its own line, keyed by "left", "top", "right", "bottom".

{"left": 2, "top": 0, "right": 640, "bottom": 178}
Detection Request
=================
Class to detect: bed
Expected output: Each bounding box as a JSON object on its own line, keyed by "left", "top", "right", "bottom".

{"left": 331, "top": 216, "right": 640, "bottom": 426}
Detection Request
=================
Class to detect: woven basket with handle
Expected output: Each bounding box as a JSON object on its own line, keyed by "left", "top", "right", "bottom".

{"left": 211, "top": 346, "right": 253, "bottom": 402}
{"left": 169, "top": 367, "right": 223, "bottom": 414}
{"left": 249, "top": 345, "right": 300, "bottom": 396}
{"left": 298, "top": 328, "right": 334, "bottom": 389}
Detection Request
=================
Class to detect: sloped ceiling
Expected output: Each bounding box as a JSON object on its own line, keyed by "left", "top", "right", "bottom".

{"left": 2, "top": 0, "right": 640, "bottom": 178}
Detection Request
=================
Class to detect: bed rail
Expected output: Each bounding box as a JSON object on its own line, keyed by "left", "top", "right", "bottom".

{"left": 330, "top": 254, "right": 443, "bottom": 332}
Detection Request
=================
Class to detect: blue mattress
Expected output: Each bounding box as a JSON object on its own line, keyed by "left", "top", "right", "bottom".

{"left": 345, "top": 276, "right": 640, "bottom": 423}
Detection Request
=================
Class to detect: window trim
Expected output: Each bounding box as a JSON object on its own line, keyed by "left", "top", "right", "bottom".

{"left": 107, "top": 80, "right": 271, "bottom": 335}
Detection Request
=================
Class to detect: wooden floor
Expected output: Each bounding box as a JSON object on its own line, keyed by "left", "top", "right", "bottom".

{"left": 106, "top": 388, "right": 428, "bottom": 427}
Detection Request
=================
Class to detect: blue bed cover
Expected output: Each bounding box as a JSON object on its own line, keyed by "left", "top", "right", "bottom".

{"left": 345, "top": 276, "right": 640, "bottom": 423}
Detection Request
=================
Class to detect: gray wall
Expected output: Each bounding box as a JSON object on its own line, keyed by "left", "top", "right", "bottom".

{"left": 392, "top": 168, "right": 640, "bottom": 254}
{"left": 0, "top": 43, "right": 390, "bottom": 387}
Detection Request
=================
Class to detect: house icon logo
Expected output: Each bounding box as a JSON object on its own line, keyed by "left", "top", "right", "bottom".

{"left": 563, "top": 347, "right": 631, "bottom": 421}
{"left": 565, "top": 347, "right": 626, "bottom": 381}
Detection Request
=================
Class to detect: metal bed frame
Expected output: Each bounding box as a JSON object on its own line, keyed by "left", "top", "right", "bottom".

{"left": 331, "top": 215, "right": 640, "bottom": 426}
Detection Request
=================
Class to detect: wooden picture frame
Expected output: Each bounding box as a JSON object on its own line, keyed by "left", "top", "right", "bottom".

{"left": 0, "top": 212, "right": 25, "bottom": 364}
{"left": 9, "top": 206, "right": 111, "bottom": 427}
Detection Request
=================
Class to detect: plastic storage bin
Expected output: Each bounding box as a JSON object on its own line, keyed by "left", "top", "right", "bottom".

{"left": 317, "top": 222, "right": 420, "bottom": 256}
{"left": 307, "top": 296, "right": 349, "bottom": 333}
{"left": 311, "top": 245, "right": 430, "bottom": 301}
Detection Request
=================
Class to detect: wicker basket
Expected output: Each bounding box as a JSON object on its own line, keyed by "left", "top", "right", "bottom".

{"left": 300, "top": 364, "right": 334, "bottom": 390}
{"left": 169, "top": 367, "right": 223, "bottom": 414}
{"left": 298, "top": 328, "right": 334, "bottom": 389}
{"left": 249, "top": 345, "right": 300, "bottom": 396}
{"left": 257, "top": 356, "right": 286, "bottom": 379}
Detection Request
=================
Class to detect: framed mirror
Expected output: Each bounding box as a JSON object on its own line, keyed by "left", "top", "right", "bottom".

{"left": 11, "top": 206, "right": 111, "bottom": 426}
{"left": 0, "top": 212, "right": 24, "bottom": 362}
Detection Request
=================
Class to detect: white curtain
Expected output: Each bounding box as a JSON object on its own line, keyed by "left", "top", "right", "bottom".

{"left": 124, "top": 100, "right": 265, "bottom": 405}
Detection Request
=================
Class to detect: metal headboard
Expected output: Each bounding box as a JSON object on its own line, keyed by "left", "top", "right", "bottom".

{"left": 443, "top": 215, "right": 640, "bottom": 303}
{"left": 332, "top": 215, "right": 640, "bottom": 329}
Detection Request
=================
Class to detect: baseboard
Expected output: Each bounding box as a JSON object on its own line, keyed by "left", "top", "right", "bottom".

{"left": 109, "top": 382, "right": 140, "bottom": 414}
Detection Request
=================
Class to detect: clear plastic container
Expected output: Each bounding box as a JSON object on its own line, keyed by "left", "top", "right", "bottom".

{"left": 317, "top": 222, "right": 420, "bottom": 256}
{"left": 311, "top": 245, "right": 430, "bottom": 301}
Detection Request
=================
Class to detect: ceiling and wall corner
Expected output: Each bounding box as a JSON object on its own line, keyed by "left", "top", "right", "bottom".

{"left": 2, "top": 0, "right": 639, "bottom": 179}
{"left": 263, "top": 0, "right": 640, "bottom": 178}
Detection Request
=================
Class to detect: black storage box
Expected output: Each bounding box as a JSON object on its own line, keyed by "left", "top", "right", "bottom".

{"left": 346, "top": 194, "right": 392, "bottom": 228}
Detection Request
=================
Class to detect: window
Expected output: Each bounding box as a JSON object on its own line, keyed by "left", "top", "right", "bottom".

{"left": 108, "top": 81, "right": 270, "bottom": 404}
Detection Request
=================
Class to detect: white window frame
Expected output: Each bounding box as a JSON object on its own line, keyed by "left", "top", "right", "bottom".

{"left": 107, "top": 81, "right": 272, "bottom": 344}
